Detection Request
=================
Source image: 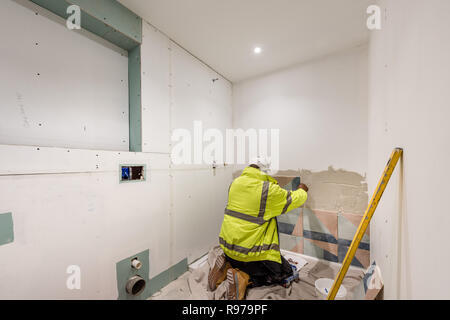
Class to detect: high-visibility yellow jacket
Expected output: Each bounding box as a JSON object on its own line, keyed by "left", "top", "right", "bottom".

{"left": 219, "top": 166, "right": 308, "bottom": 264}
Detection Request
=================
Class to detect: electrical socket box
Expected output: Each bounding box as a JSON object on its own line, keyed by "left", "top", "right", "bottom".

{"left": 120, "top": 165, "right": 146, "bottom": 183}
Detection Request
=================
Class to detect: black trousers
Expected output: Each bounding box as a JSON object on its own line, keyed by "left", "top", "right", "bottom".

{"left": 224, "top": 253, "right": 293, "bottom": 288}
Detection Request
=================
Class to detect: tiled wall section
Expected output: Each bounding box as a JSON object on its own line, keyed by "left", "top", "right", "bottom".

{"left": 276, "top": 176, "right": 370, "bottom": 269}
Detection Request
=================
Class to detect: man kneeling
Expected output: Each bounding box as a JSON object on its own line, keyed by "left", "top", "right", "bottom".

{"left": 208, "top": 159, "right": 308, "bottom": 299}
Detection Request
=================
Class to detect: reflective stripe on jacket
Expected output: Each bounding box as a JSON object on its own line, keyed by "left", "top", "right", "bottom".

{"left": 219, "top": 166, "right": 308, "bottom": 264}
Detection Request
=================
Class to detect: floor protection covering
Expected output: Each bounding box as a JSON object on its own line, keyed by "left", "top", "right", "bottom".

{"left": 150, "top": 246, "right": 365, "bottom": 300}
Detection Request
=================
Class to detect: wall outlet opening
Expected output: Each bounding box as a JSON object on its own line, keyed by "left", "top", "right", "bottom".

{"left": 121, "top": 165, "right": 145, "bottom": 182}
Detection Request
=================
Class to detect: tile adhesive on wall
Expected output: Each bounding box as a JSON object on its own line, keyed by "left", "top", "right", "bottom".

{"left": 273, "top": 167, "right": 369, "bottom": 268}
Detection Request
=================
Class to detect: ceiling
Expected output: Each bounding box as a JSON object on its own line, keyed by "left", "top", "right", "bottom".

{"left": 119, "top": 0, "right": 372, "bottom": 83}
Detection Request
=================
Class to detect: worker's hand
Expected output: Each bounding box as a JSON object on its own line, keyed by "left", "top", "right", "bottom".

{"left": 298, "top": 183, "right": 309, "bottom": 192}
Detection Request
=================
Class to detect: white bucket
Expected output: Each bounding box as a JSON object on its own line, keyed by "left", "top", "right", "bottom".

{"left": 314, "top": 278, "right": 347, "bottom": 300}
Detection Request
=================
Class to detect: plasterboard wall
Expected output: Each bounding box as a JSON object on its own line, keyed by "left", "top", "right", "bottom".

{"left": 0, "top": 0, "right": 129, "bottom": 151}
{"left": 368, "top": 0, "right": 450, "bottom": 299}
{"left": 233, "top": 45, "right": 368, "bottom": 174}
{"left": 140, "top": 21, "right": 233, "bottom": 267}
{"left": 232, "top": 46, "right": 369, "bottom": 265}
{"left": 140, "top": 24, "right": 171, "bottom": 154}
{"left": 0, "top": 145, "right": 171, "bottom": 299}
{"left": 0, "top": 2, "right": 233, "bottom": 299}
{"left": 169, "top": 40, "right": 233, "bottom": 263}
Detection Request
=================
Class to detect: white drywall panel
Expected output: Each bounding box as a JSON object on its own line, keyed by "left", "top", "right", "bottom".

{"left": 172, "top": 166, "right": 233, "bottom": 264}
{"left": 141, "top": 22, "right": 171, "bottom": 154}
{"left": 0, "top": 0, "right": 129, "bottom": 151}
{"left": 368, "top": 0, "right": 450, "bottom": 299}
{"left": 170, "top": 42, "right": 233, "bottom": 263}
{"left": 0, "top": 1, "right": 234, "bottom": 299}
{"left": 0, "top": 144, "right": 160, "bottom": 175}
{"left": 0, "top": 151, "right": 170, "bottom": 299}
{"left": 171, "top": 42, "right": 232, "bottom": 132}
{"left": 232, "top": 46, "right": 368, "bottom": 174}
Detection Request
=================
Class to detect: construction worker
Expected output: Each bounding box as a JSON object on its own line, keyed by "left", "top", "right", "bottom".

{"left": 208, "top": 158, "right": 309, "bottom": 300}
